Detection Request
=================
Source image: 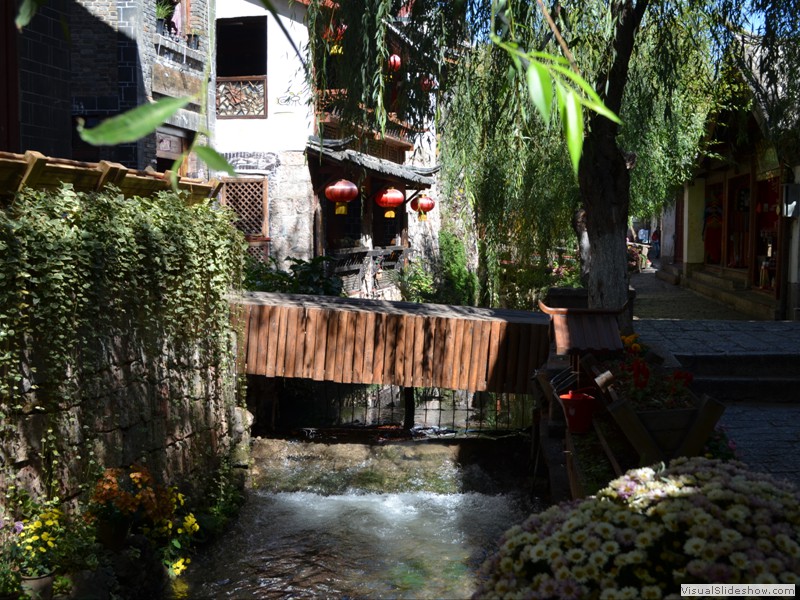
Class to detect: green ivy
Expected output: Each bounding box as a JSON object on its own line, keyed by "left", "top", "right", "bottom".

{"left": 0, "top": 184, "right": 246, "bottom": 409}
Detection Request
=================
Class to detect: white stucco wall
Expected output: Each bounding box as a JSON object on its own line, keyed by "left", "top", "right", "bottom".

{"left": 214, "top": 0, "right": 313, "bottom": 154}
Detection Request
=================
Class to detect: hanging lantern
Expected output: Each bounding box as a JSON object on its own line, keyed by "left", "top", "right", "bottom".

{"left": 410, "top": 193, "right": 435, "bottom": 221}
{"left": 375, "top": 187, "right": 405, "bottom": 218}
{"left": 325, "top": 179, "right": 359, "bottom": 215}
{"left": 388, "top": 54, "right": 402, "bottom": 72}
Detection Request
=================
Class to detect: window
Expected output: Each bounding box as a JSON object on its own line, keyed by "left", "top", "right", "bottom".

{"left": 216, "top": 17, "right": 268, "bottom": 118}
{"left": 220, "top": 177, "right": 270, "bottom": 262}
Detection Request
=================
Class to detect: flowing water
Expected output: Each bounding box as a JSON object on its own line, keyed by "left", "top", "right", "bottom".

{"left": 170, "top": 436, "right": 539, "bottom": 599}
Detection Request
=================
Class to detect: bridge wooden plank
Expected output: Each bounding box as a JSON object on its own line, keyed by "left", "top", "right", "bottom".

{"left": 515, "top": 323, "right": 532, "bottom": 393}
{"left": 402, "top": 315, "right": 417, "bottom": 385}
{"left": 247, "top": 304, "right": 263, "bottom": 376}
{"left": 265, "top": 304, "right": 280, "bottom": 377}
{"left": 432, "top": 317, "right": 447, "bottom": 388}
{"left": 469, "top": 320, "right": 488, "bottom": 392}
{"left": 421, "top": 316, "right": 436, "bottom": 387}
{"left": 333, "top": 310, "right": 348, "bottom": 382}
{"left": 341, "top": 310, "right": 355, "bottom": 384}
{"left": 487, "top": 321, "right": 506, "bottom": 392}
{"left": 283, "top": 307, "right": 300, "bottom": 379}
{"left": 302, "top": 308, "right": 318, "bottom": 379}
{"left": 312, "top": 309, "right": 329, "bottom": 381}
{"left": 362, "top": 311, "right": 376, "bottom": 384}
{"left": 457, "top": 319, "right": 474, "bottom": 391}
{"left": 293, "top": 308, "right": 308, "bottom": 379}
{"left": 411, "top": 316, "right": 425, "bottom": 388}
{"left": 352, "top": 311, "right": 367, "bottom": 382}
{"left": 372, "top": 312, "right": 386, "bottom": 384}
{"left": 444, "top": 319, "right": 464, "bottom": 390}
{"left": 324, "top": 308, "right": 339, "bottom": 380}
{"left": 274, "top": 306, "right": 289, "bottom": 378}
{"left": 392, "top": 314, "right": 406, "bottom": 386}
{"left": 383, "top": 313, "right": 398, "bottom": 384}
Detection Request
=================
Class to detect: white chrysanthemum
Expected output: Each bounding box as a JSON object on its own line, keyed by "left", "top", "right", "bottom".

{"left": 641, "top": 585, "right": 663, "bottom": 599}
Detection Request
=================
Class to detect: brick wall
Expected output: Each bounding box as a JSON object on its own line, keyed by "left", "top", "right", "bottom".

{"left": 17, "top": 0, "right": 72, "bottom": 158}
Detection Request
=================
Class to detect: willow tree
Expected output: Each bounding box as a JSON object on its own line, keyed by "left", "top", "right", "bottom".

{"left": 303, "top": 0, "right": 792, "bottom": 313}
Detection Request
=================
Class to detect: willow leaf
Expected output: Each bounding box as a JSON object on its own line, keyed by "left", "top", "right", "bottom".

{"left": 556, "top": 82, "right": 583, "bottom": 175}
{"left": 194, "top": 146, "right": 236, "bottom": 176}
{"left": 15, "top": 0, "right": 47, "bottom": 30}
{"left": 526, "top": 61, "right": 553, "bottom": 123}
{"left": 77, "top": 97, "right": 192, "bottom": 146}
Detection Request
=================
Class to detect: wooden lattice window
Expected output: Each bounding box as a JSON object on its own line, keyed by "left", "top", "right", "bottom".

{"left": 220, "top": 177, "right": 269, "bottom": 260}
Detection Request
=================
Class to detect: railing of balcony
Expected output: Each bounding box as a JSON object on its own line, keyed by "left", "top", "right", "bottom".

{"left": 216, "top": 76, "right": 267, "bottom": 118}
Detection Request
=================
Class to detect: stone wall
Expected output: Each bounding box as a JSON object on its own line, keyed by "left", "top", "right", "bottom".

{"left": 0, "top": 332, "right": 243, "bottom": 504}
{"left": 269, "top": 150, "right": 316, "bottom": 267}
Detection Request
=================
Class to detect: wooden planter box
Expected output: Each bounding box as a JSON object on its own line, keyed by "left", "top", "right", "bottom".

{"left": 578, "top": 353, "right": 726, "bottom": 466}
{"left": 601, "top": 380, "right": 725, "bottom": 466}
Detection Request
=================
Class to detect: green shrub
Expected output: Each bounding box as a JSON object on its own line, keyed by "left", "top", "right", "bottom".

{"left": 244, "top": 255, "right": 343, "bottom": 296}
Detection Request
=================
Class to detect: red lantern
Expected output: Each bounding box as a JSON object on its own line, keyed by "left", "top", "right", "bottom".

{"left": 420, "top": 76, "right": 436, "bottom": 92}
{"left": 375, "top": 187, "right": 405, "bottom": 218}
{"left": 325, "top": 179, "right": 359, "bottom": 215}
{"left": 388, "top": 54, "right": 402, "bottom": 72}
{"left": 410, "top": 193, "right": 435, "bottom": 221}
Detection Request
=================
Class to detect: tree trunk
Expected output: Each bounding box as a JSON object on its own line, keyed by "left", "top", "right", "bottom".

{"left": 578, "top": 120, "right": 631, "bottom": 317}
{"left": 576, "top": 0, "right": 647, "bottom": 334}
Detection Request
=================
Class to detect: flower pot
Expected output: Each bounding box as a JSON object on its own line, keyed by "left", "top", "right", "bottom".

{"left": 156, "top": 18, "right": 166, "bottom": 34}
{"left": 20, "top": 573, "right": 53, "bottom": 600}
{"left": 559, "top": 390, "right": 597, "bottom": 434}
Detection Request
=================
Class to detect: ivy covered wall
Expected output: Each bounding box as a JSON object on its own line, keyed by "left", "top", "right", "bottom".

{"left": 0, "top": 185, "right": 247, "bottom": 502}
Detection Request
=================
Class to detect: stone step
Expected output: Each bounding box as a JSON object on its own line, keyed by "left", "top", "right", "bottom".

{"left": 684, "top": 277, "right": 776, "bottom": 320}
{"left": 656, "top": 265, "right": 682, "bottom": 285}
{"left": 675, "top": 353, "right": 800, "bottom": 378}
{"left": 675, "top": 353, "right": 800, "bottom": 402}
{"left": 690, "top": 375, "right": 800, "bottom": 402}
{"left": 690, "top": 269, "right": 748, "bottom": 291}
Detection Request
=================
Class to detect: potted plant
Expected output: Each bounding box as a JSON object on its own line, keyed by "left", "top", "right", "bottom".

{"left": 15, "top": 506, "right": 67, "bottom": 600}
{"left": 186, "top": 28, "right": 201, "bottom": 50}
{"left": 474, "top": 457, "right": 800, "bottom": 599}
{"left": 155, "top": 0, "right": 173, "bottom": 34}
{"left": 590, "top": 334, "right": 725, "bottom": 464}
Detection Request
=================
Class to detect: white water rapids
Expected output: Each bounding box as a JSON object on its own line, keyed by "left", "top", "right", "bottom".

{"left": 170, "top": 437, "right": 539, "bottom": 599}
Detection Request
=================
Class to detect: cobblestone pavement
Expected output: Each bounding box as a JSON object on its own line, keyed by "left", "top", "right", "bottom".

{"left": 628, "top": 263, "right": 800, "bottom": 490}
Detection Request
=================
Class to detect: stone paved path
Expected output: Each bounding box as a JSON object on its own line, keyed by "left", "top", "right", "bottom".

{"left": 628, "top": 264, "right": 800, "bottom": 490}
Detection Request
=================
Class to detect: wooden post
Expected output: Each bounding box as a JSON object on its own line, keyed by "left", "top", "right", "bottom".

{"left": 403, "top": 386, "right": 415, "bottom": 431}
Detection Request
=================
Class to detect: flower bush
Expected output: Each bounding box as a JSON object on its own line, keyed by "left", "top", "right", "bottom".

{"left": 608, "top": 335, "right": 695, "bottom": 410}
{"left": 474, "top": 457, "right": 800, "bottom": 599}
{"left": 16, "top": 506, "right": 66, "bottom": 577}
{"left": 89, "top": 464, "right": 200, "bottom": 577}
{"left": 0, "top": 512, "right": 24, "bottom": 594}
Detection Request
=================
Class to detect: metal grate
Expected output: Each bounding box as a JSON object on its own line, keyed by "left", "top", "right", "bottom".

{"left": 269, "top": 379, "right": 535, "bottom": 435}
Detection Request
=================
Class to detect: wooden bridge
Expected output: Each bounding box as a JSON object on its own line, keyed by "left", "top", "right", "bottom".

{"left": 232, "top": 293, "right": 551, "bottom": 394}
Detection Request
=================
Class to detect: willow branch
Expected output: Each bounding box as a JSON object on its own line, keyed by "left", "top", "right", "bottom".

{"left": 535, "top": 0, "right": 579, "bottom": 75}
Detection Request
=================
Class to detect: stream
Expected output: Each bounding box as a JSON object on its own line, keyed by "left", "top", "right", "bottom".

{"left": 169, "top": 435, "right": 540, "bottom": 599}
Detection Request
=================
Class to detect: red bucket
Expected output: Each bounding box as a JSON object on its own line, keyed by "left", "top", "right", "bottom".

{"left": 559, "top": 390, "right": 597, "bottom": 434}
